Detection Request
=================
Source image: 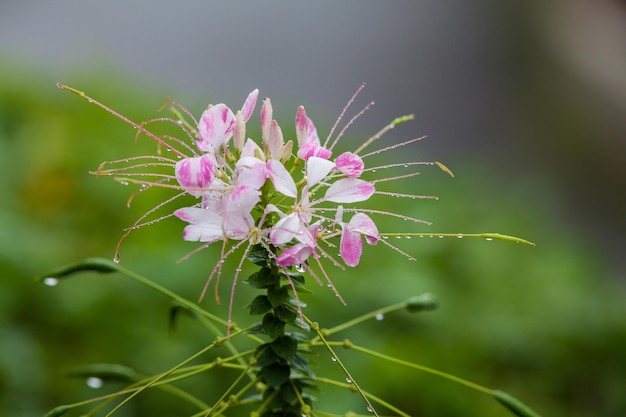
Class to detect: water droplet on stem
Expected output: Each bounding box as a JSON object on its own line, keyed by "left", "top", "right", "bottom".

{"left": 43, "top": 277, "right": 59, "bottom": 287}
{"left": 86, "top": 376, "right": 103, "bottom": 389}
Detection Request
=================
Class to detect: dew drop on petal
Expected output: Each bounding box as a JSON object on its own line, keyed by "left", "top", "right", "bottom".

{"left": 457, "top": 235, "right": 463, "bottom": 238}
{"left": 367, "top": 406, "right": 373, "bottom": 413}
{"left": 485, "top": 237, "right": 493, "bottom": 241}
{"left": 438, "top": 235, "right": 444, "bottom": 238}
{"left": 86, "top": 376, "right": 103, "bottom": 389}
{"left": 345, "top": 377, "right": 352, "bottom": 384}
{"left": 295, "top": 264, "right": 306, "bottom": 273}
{"left": 113, "top": 254, "right": 121, "bottom": 264}
{"left": 43, "top": 277, "right": 59, "bottom": 287}
{"left": 375, "top": 313, "right": 384, "bottom": 321}
{"left": 331, "top": 356, "right": 337, "bottom": 362}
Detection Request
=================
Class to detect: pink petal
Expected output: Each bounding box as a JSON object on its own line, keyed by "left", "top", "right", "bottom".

{"left": 267, "top": 120, "right": 284, "bottom": 160}
{"left": 175, "top": 155, "right": 215, "bottom": 197}
{"left": 297, "top": 141, "right": 332, "bottom": 161}
{"left": 235, "top": 156, "right": 267, "bottom": 190}
{"left": 261, "top": 98, "right": 273, "bottom": 144}
{"left": 295, "top": 106, "right": 308, "bottom": 146}
{"left": 276, "top": 243, "right": 313, "bottom": 267}
{"left": 340, "top": 225, "right": 363, "bottom": 267}
{"left": 227, "top": 184, "right": 261, "bottom": 216}
{"left": 266, "top": 159, "right": 297, "bottom": 198}
{"left": 241, "top": 89, "right": 259, "bottom": 122}
{"left": 306, "top": 156, "right": 336, "bottom": 187}
{"left": 335, "top": 152, "right": 364, "bottom": 178}
{"left": 348, "top": 213, "right": 379, "bottom": 245}
{"left": 197, "top": 104, "right": 235, "bottom": 151}
{"left": 323, "top": 178, "right": 375, "bottom": 203}
{"left": 233, "top": 111, "right": 245, "bottom": 152}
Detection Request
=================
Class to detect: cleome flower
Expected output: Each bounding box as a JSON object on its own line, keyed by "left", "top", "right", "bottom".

{"left": 81, "top": 83, "right": 453, "bottom": 325}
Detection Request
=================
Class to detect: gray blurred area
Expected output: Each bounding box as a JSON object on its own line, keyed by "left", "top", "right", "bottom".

{"left": 1, "top": 1, "right": 625, "bottom": 264}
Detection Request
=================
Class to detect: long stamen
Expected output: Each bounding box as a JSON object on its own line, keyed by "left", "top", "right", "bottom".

{"left": 328, "top": 101, "right": 374, "bottom": 152}
{"left": 113, "top": 191, "right": 188, "bottom": 263}
{"left": 324, "top": 82, "right": 366, "bottom": 148}
{"left": 359, "top": 135, "right": 427, "bottom": 159}
{"left": 56, "top": 83, "right": 189, "bottom": 160}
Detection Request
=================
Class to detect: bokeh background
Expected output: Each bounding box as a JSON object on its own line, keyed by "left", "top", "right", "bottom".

{"left": 1, "top": 1, "right": 625, "bottom": 416}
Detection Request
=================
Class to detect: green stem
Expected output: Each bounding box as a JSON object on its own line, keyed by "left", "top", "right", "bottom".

{"left": 381, "top": 232, "right": 536, "bottom": 247}
{"left": 304, "top": 320, "right": 379, "bottom": 417}
{"left": 311, "top": 294, "right": 436, "bottom": 342}
{"left": 325, "top": 340, "right": 492, "bottom": 395}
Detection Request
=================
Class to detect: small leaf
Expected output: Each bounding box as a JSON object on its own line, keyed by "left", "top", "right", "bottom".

{"left": 246, "top": 244, "right": 269, "bottom": 266}
{"left": 263, "top": 313, "right": 285, "bottom": 339}
{"left": 37, "top": 258, "right": 118, "bottom": 283}
{"left": 260, "top": 363, "right": 290, "bottom": 388}
{"left": 284, "top": 270, "right": 305, "bottom": 283}
{"left": 245, "top": 322, "right": 265, "bottom": 334}
{"left": 255, "top": 344, "right": 280, "bottom": 367}
{"left": 493, "top": 390, "right": 543, "bottom": 417}
{"left": 268, "top": 286, "right": 289, "bottom": 307}
{"left": 245, "top": 267, "right": 279, "bottom": 288}
{"left": 67, "top": 363, "right": 138, "bottom": 382}
{"left": 169, "top": 302, "right": 197, "bottom": 332}
{"left": 44, "top": 405, "right": 70, "bottom": 417}
{"left": 250, "top": 295, "right": 273, "bottom": 315}
{"left": 289, "top": 353, "right": 310, "bottom": 373}
{"left": 270, "top": 335, "right": 298, "bottom": 360}
{"left": 275, "top": 305, "right": 297, "bottom": 323}
{"left": 405, "top": 293, "right": 438, "bottom": 313}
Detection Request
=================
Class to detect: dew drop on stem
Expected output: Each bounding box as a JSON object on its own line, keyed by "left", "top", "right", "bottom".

{"left": 42, "top": 277, "right": 59, "bottom": 287}
{"left": 86, "top": 377, "right": 103, "bottom": 389}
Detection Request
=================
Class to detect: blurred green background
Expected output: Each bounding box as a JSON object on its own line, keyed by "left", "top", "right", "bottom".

{"left": 1, "top": 2, "right": 625, "bottom": 416}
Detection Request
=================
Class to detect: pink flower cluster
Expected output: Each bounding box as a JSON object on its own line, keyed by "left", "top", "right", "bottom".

{"left": 173, "top": 89, "right": 379, "bottom": 269}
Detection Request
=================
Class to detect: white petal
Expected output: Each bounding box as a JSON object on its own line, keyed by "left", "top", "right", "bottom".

{"left": 306, "top": 156, "right": 336, "bottom": 187}
{"left": 266, "top": 159, "right": 297, "bottom": 198}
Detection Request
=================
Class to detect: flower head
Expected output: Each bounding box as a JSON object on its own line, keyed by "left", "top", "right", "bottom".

{"left": 90, "top": 84, "right": 452, "bottom": 325}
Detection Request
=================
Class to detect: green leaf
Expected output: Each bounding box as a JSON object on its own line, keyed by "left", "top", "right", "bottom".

{"left": 255, "top": 344, "right": 280, "bottom": 367}
{"left": 250, "top": 295, "right": 273, "bottom": 315}
{"left": 245, "top": 322, "right": 265, "bottom": 334}
{"left": 246, "top": 244, "right": 269, "bottom": 266}
{"left": 291, "top": 317, "right": 310, "bottom": 331}
{"left": 270, "top": 335, "right": 298, "bottom": 360}
{"left": 263, "top": 313, "right": 285, "bottom": 339}
{"left": 493, "top": 390, "right": 543, "bottom": 417}
{"left": 268, "top": 286, "right": 289, "bottom": 307}
{"left": 37, "top": 258, "right": 118, "bottom": 283}
{"left": 274, "top": 305, "right": 297, "bottom": 323}
{"left": 245, "top": 267, "right": 279, "bottom": 289}
{"left": 405, "top": 293, "right": 438, "bottom": 313}
{"left": 44, "top": 406, "right": 70, "bottom": 417}
{"left": 260, "top": 363, "right": 290, "bottom": 388}
{"left": 67, "top": 363, "right": 138, "bottom": 382}
{"left": 289, "top": 353, "right": 310, "bottom": 374}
